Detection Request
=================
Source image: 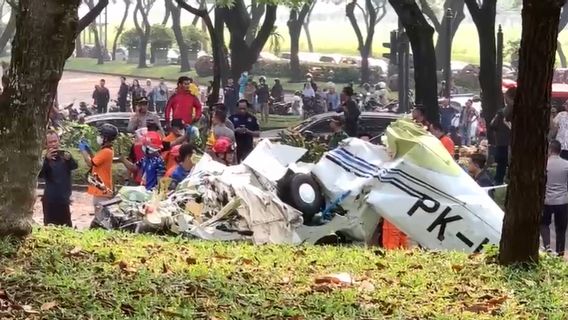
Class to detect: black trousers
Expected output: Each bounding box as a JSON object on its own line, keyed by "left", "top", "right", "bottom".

{"left": 541, "top": 204, "right": 568, "bottom": 255}
{"left": 97, "top": 103, "right": 108, "bottom": 114}
{"left": 494, "top": 146, "right": 508, "bottom": 185}
{"left": 236, "top": 146, "right": 253, "bottom": 164}
{"left": 560, "top": 150, "right": 568, "bottom": 161}
{"left": 42, "top": 200, "right": 72, "bottom": 227}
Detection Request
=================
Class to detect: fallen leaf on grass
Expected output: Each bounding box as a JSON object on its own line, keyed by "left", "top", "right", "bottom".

{"left": 40, "top": 301, "right": 57, "bottom": 311}
{"left": 118, "top": 261, "right": 137, "bottom": 274}
{"left": 358, "top": 280, "right": 376, "bottom": 293}
{"left": 464, "top": 303, "right": 490, "bottom": 314}
{"left": 279, "top": 276, "right": 290, "bottom": 285}
{"left": 67, "top": 246, "right": 82, "bottom": 256}
{"left": 120, "top": 303, "right": 135, "bottom": 316}
{"left": 186, "top": 257, "right": 197, "bottom": 265}
{"left": 239, "top": 258, "right": 254, "bottom": 265}
{"left": 452, "top": 264, "right": 464, "bottom": 272}
{"left": 312, "top": 273, "right": 353, "bottom": 292}
{"left": 162, "top": 261, "right": 172, "bottom": 274}
{"left": 19, "top": 305, "right": 39, "bottom": 314}
{"left": 464, "top": 295, "right": 508, "bottom": 314}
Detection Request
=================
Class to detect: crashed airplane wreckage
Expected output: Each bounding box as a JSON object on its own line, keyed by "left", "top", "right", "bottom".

{"left": 93, "top": 119, "right": 504, "bottom": 252}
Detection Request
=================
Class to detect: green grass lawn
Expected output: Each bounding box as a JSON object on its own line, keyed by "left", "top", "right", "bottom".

{"left": 0, "top": 228, "right": 567, "bottom": 319}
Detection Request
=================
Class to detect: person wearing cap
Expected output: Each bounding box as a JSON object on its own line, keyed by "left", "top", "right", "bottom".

{"left": 328, "top": 116, "right": 349, "bottom": 149}
{"left": 127, "top": 96, "right": 164, "bottom": 135}
{"left": 120, "top": 131, "right": 166, "bottom": 191}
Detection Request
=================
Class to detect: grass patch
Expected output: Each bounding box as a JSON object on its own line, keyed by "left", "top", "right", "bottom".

{"left": 1, "top": 228, "right": 567, "bottom": 319}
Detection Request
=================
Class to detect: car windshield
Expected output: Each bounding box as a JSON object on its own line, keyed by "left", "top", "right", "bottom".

{"left": 289, "top": 118, "right": 317, "bottom": 132}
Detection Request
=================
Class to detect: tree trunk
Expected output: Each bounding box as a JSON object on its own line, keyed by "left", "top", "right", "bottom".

{"left": 303, "top": 23, "right": 314, "bottom": 52}
{"left": 558, "top": 40, "right": 567, "bottom": 68}
{"left": 162, "top": 3, "right": 171, "bottom": 25}
{"left": 215, "top": 7, "right": 230, "bottom": 83}
{"left": 465, "top": 0, "right": 502, "bottom": 125}
{"left": 134, "top": 0, "right": 149, "bottom": 68}
{"left": 390, "top": 0, "right": 439, "bottom": 125}
{"left": 288, "top": 4, "right": 311, "bottom": 81}
{"left": 191, "top": 0, "right": 205, "bottom": 26}
{"left": 346, "top": 0, "right": 368, "bottom": 84}
{"left": 166, "top": 0, "right": 190, "bottom": 72}
{"left": 75, "top": 35, "right": 84, "bottom": 57}
{"left": 434, "top": 0, "right": 465, "bottom": 70}
{"left": 224, "top": 2, "right": 277, "bottom": 80}
{"left": 245, "top": 0, "right": 265, "bottom": 46}
{"left": 361, "top": 44, "right": 371, "bottom": 84}
{"left": 0, "top": 10, "right": 16, "bottom": 55}
{"left": 112, "top": 0, "right": 130, "bottom": 61}
{"left": 500, "top": 0, "right": 564, "bottom": 266}
{"left": 0, "top": 0, "right": 82, "bottom": 237}
{"left": 91, "top": 24, "right": 104, "bottom": 65}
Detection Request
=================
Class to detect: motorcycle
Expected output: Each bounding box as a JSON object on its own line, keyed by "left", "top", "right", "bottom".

{"left": 269, "top": 96, "right": 291, "bottom": 115}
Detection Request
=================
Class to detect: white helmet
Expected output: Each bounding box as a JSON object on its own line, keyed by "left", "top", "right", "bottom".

{"left": 377, "top": 82, "right": 387, "bottom": 90}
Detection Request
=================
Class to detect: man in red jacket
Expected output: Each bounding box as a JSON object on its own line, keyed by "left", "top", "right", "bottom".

{"left": 165, "top": 76, "right": 203, "bottom": 126}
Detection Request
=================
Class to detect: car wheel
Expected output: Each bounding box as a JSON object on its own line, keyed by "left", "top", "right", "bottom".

{"left": 277, "top": 173, "right": 323, "bottom": 224}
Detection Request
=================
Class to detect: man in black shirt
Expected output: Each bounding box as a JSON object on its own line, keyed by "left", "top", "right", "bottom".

{"left": 118, "top": 76, "right": 129, "bottom": 112}
{"left": 39, "top": 131, "right": 78, "bottom": 227}
{"left": 92, "top": 79, "right": 110, "bottom": 114}
{"left": 341, "top": 86, "right": 361, "bottom": 137}
{"left": 271, "top": 78, "right": 283, "bottom": 102}
{"left": 223, "top": 78, "right": 239, "bottom": 116}
{"left": 230, "top": 99, "right": 260, "bottom": 163}
{"left": 256, "top": 76, "right": 270, "bottom": 123}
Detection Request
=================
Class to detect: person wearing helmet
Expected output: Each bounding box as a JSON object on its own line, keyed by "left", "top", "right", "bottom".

{"left": 256, "top": 76, "right": 270, "bottom": 122}
{"left": 271, "top": 78, "right": 283, "bottom": 102}
{"left": 305, "top": 73, "right": 318, "bottom": 93}
{"left": 374, "top": 82, "right": 389, "bottom": 106}
{"left": 165, "top": 143, "right": 195, "bottom": 190}
{"left": 211, "top": 137, "right": 235, "bottom": 165}
{"left": 79, "top": 123, "right": 118, "bottom": 214}
{"left": 127, "top": 96, "right": 164, "bottom": 135}
{"left": 120, "top": 131, "right": 166, "bottom": 191}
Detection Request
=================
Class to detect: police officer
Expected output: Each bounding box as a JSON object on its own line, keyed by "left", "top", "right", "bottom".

{"left": 230, "top": 99, "right": 260, "bottom": 163}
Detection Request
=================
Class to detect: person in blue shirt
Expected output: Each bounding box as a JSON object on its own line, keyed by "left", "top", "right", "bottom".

{"left": 120, "top": 131, "right": 166, "bottom": 190}
{"left": 230, "top": 99, "right": 260, "bottom": 163}
{"left": 166, "top": 144, "right": 194, "bottom": 190}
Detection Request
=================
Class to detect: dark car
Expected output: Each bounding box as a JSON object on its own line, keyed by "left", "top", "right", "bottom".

{"left": 85, "top": 112, "right": 167, "bottom": 133}
{"left": 261, "top": 111, "right": 402, "bottom": 142}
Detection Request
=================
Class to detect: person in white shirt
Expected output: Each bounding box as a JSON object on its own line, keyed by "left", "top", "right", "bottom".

{"left": 553, "top": 101, "right": 568, "bottom": 160}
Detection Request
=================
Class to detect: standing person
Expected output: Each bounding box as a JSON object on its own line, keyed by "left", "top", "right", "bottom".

{"left": 256, "top": 76, "right": 270, "bottom": 123}
{"left": 165, "top": 143, "right": 195, "bottom": 190}
{"left": 553, "top": 102, "right": 568, "bottom": 160}
{"left": 541, "top": 140, "right": 568, "bottom": 257}
{"left": 238, "top": 71, "right": 249, "bottom": 99}
{"left": 244, "top": 79, "right": 256, "bottom": 112}
{"left": 223, "top": 78, "right": 239, "bottom": 116}
{"left": 92, "top": 79, "right": 110, "bottom": 114}
{"left": 165, "top": 76, "right": 203, "bottom": 127}
{"left": 430, "top": 122, "right": 455, "bottom": 157}
{"left": 459, "top": 99, "right": 479, "bottom": 146}
{"left": 271, "top": 78, "right": 283, "bottom": 102}
{"left": 467, "top": 153, "right": 494, "bottom": 196}
{"left": 144, "top": 79, "right": 154, "bottom": 111}
{"left": 117, "top": 76, "right": 129, "bottom": 112}
{"left": 130, "top": 79, "right": 145, "bottom": 106}
{"left": 328, "top": 116, "right": 349, "bottom": 149}
{"left": 490, "top": 108, "right": 511, "bottom": 185}
{"left": 39, "top": 131, "right": 78, "bottom": 227}
{"left": 120, "top": 131, "right": 166, "bottom": 191}
{"left": 127, "top": 97, "right": 164, "bottom": 134}
{"left": 162, "top": 119, "right": 186, "bottom": 171}
{"left": 152, "top": 77, "right": 169, "bottom": 115}
{"left": 341, "top": 86, "right": 361, "bottom": 137}
{"left": 411, "top": 105, "right": 429, "bottom": 128}
{"left": 326, "top": 84, "right": 340, "bottom": 112}
{"left": 439, "top": 98, "right": 456, "bottom": 133}
{"left": 230, "top": 99, "right": 260, "bottom": 163}
{"left": 208, "top": 110, "right": 235, "bottom": 145}
{"left": 79, "top": 124, "right": 118, "bottom": 215}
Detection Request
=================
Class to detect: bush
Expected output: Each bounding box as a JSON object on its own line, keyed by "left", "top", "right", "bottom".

{"left": 120, "top": 28, "right": 139, "bottom": 49}
{"left": 278, "top": 131, "right": 328, "bottom": 162}
{"left": 150, "top": 24, "right": 174, "bottom": 49}
{"left": 181, "top": 25, "right": 208, "bottom": 51}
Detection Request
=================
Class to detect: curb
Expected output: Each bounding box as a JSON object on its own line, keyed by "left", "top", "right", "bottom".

{"left": 64, "top": 68, "right": 297, "bottom": 94}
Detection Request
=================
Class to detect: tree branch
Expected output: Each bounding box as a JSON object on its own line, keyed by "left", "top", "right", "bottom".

{"left": 77, "top": 0, "right": 109, "bottom": 32}
{"left": 346, "top": 0, "right": 365, "bottom": 50}
{"left": 249, "top": 4, "right": 277, "bottom": 55}
{"left": 464, "top": 0, "right": 481, "bottom": 20}
{"left": 374, "top": 0, "right": 387, "bottom": 26}
{"left": 418, "top": 0, "right": 441, "bottom": 31}
{"left": 355, "top": 2, "right": 369, "bottom": 31}
{"left": 559, "top": 0, "right": 568, "bottom": 32}
{"left": 176, "top": 0, "right": 207, "bottom": 17}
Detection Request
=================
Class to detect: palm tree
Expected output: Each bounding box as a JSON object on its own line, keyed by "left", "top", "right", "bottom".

{"left": 269, "top": 26, "right": 284, "bottom": 56}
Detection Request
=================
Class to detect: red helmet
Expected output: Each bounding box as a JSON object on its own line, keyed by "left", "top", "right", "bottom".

{"left": 144, "top": 131, "right": 162, "bottom": 151}
{"left": 170, "top": 145, "right": 181, "bottom": 158}
{"left": 212, "top": 137, "right": 233, "bottom": 153}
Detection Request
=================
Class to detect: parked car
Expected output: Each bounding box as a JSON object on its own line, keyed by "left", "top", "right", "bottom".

{"left": 261, "top": 111, "right": 402, "bottom": 142}
{"left": 85, "top": 112, "right": 167, "bottom": 133}
{"left": 167, "top": 49, "right": 180, "bottom": 65}
{"left": 115, "top": 47, "right": 128, "bottom": 61}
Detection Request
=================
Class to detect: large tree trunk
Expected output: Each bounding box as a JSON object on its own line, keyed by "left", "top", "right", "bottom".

{"left": 0, "top": 10, "right": 16, "bottom": 55}
{"left": 288, "top": 4, "right": 311, "bottom": 80}
{"left": 434, "top": 0, "right": 465, "bottom": 70}
{"left": 112, "top": 0, "right": 130, "bottom": 61}
{"left": 75, "top": 35, "right": 84, "bottom": 57}
{"left": 215, "top": 7, "right": 230, "bottom": 83}
{"left": 0, "top": 0, "right": 107, "bottom": 237}
{"left": 91, "top": 24, "right": 104, "bottom": 64}
{"left": 167, "top": 0, "right": 191, "bottom": 72}
{"left": 224, "top": 1, "right": 277, "bottom": 80}
{"left": 500, "top": 0, "right": 564, "bottom": 266}
{"left": 390, "top": 0, "right": 439, "bottom": 125}
{"left": 346, "top": 0, "right": 375, "bottom": 84}
{"left": 465, "top": 0, "right": 502, "bottom": 126}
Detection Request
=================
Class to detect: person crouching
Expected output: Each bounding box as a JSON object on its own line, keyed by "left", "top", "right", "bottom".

{"left": 165, "top": 144, "right": 195, "bottom": 190}
{"left": 120, "top": 131, "right": 166, "bottom": 191}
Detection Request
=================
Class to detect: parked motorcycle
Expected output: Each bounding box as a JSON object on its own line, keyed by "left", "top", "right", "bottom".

{"left": 269, "top": 96, "right": 291, "bottom": 115}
